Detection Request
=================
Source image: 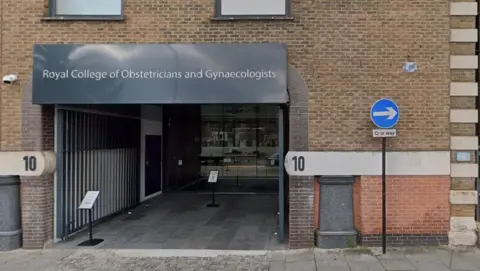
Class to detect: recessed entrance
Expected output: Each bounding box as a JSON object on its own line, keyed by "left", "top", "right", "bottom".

{"left": 53, "top": 104, "right": 287, "bottom": 250}
{"left": 25, "top": 43, "right": 313, "bottom": 249}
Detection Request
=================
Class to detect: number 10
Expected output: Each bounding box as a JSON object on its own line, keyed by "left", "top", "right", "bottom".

{"left": 292, "top": 156, "right": 305, "bottom": 171}
{"left": 22, "top": 156, "right": 37, "bottom": 171}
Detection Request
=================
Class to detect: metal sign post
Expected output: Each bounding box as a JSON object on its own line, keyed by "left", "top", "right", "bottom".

{"left": 78, "top": 191, "right": 103, "bottom": 247}
{"left": 370, "top": 98, "right": 399, "bottom": 255}
{"left": 207, "top": 171, "right": 219, "bottom": 208}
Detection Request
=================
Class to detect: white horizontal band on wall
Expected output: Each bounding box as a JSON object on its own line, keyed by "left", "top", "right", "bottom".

{"left": 450, "top": 109, "right": 478, "bottom": 123}
{"left": 283, "top": 151, "right": 450, "bottom": 176}
{"left": 451, "top": 29, "right": 478, "bottom": 42}
{"left": 0, "top": 151, "right": 56, "bottom": 176}
{"left": 450, "top": 190, "right": 478, "bottom": 205}
{"left": 451, "top": 163, "right": 479, "bottom": 178}
{"left": 451, "top": 136, "right": 479, "bottom": 150}
{"left": 450, "top": 82, "right": 478, "bottom": 96}
{"left": 450, "top": 56, "right": 479, "bottom": 69}
{"left": 450, "top": 2, "right": 478, "bottom": 16}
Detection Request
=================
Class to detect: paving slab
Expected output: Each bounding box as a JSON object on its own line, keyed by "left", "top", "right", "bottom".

{"left": 404, "top": 254, "right": 451, "bottom": 271}
{"left": 377, "top": 253, "right": 416, "bottom": 271}
{"left": 268, "top": 251, "right": 286, "bottom": 262}
{"left": 345, "top": 252, "right": 385, "bottom": 271}
{"left": 314, "top": 250, "right": 350, "bottom": 271}
{"left": 285, "top": 260, "right": 316, "bottom": 271}
{"left": 450, "top": 252, "right": 480, "bottom": 271}
{"left": 285, "top": 249, "right": 314, "bottom": 262}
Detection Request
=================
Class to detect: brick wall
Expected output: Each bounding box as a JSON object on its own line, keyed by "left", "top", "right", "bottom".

{"left": 353, "top": 176, "right": 450, "bottom": 246}
{"left": 0, "top": 0, "right": 452, "bottom": 248}
{"left": 20, "top": 91, "right": 55, "bottom": 248}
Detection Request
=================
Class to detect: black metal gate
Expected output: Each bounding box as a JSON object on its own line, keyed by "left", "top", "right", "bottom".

{"left": 55, "top": 108, "right": 140, "bottom": 239}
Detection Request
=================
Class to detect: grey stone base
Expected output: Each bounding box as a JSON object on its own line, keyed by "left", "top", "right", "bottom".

{"left": 359, "top": 234, "right": 448, "bottom": 246}
{"left": 316, "top": 230, "right": 357, "bottom": 249}
{"left": 0, "top": 230, "right": 21, "bottom": 251}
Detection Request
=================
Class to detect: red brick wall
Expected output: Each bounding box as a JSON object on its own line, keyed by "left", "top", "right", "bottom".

{"left": 314, "top": 176, "right": 450, "bottom": 245}
{"left": 353, "top": 176, "right": 450, "bottom": 235}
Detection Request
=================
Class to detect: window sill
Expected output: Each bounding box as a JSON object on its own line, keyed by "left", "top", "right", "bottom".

{"left": 211, "top": 15, "right": 294, "bottom": 21}
{"left": 41, "top": 15, "right": 125, "bottom": 21}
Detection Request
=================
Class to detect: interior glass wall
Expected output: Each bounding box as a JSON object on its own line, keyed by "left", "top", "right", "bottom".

{"left": 200, "top": 105, "right": 279, "bottom": 178}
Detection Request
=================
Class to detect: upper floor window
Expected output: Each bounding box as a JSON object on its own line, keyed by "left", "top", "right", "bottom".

{"left": 215, "top": 0, "right": 291, "bottom": 19}
{"left": 50, "top": 0, "right": 123, "bottom": 17}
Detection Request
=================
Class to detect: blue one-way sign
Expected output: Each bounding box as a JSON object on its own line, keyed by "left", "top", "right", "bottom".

{"left": 370, "top": 99, "right": 399, "bottom": 129}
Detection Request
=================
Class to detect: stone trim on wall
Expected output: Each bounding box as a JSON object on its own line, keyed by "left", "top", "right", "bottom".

{"left": 286, "top": 65, "right": 313, "bottom": 249}
{"left": 449, "top": 2, "right": 479, "bottom": 246}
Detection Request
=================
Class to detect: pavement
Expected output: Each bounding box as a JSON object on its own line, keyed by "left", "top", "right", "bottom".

{"left": 1, "top": 246, "right": 480, "bottom": 270}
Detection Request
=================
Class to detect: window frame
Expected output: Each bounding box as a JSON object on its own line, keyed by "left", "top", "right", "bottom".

{"left": 213, "top": 0, "right": 292, "bottom": 20}
{"left": 47, "top": 0, "right": 125, "bottom": 20}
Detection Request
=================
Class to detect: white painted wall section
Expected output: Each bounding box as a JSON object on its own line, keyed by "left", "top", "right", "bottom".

{"left": 450, "top": 109, "right": 478, "bottom": 123}
{"left": 450, "top": 82, "right": 478, "bottom": 96}
{"left": 284, "top": 151, "right": 450, "bottom": 176}
{"left": 451, "top": 29, "right": 478, "bottom": 42}
{"left": 450, "top": 190, "right": 478, "bottom": 205}
{"left": 451, "top": 163, "right": 478, "bottom": 178}
{"left": 220, "top": 0, "right": 286, "bottom": 15}
{"left": 450, "top": 56, "right": 478, "bottom": 69}
{"left": 451, "top": 136, "right": 478, "bottom": 150}
{"left": 450, "top": 2, "right": 478, "bottom": 16}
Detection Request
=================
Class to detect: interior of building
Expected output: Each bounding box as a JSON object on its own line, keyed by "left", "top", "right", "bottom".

{"left": 53, "top": 104, "right": 289, "bottom": 250}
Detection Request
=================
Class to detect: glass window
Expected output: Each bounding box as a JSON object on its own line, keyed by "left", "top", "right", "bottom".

{"left": 200, "top": 105, "right": 279, "bottom": 178}
{"left": 216, "top": 0, "right": 290, "bottom": 17}
{"left": 54, "top": 0, "right": 122, "bottom": 16}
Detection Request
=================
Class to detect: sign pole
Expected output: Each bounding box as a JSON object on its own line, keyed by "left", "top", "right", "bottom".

{"left": 206, "top": 170, "right": 219, "bottom": 208}
{"left": 78, "top": 191, "right": 103, "bottom": 247}
{"left": 381, "top": 137, "right": 387, "bottom": 254}
{"left": 88, "top": 209, "right": 93, "bottom": 242}
{"left": 370, "top": 98, "right": 399, "bottom": 255}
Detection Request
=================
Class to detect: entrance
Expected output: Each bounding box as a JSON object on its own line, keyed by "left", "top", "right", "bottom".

{"left": 188, "top": 105, "right": 280, "bottom": 194}
{"left": 53, "top": 104, "right": 288, "bottom": 249}
{"left": 145, "top": 135, "right": 162, "bottom": 196}
{"left": 32, "top": 43, "right": 292, "bottom": 249}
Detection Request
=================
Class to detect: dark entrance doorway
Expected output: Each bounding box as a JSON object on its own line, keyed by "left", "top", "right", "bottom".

{"left": 145, "top": 135, "right": 163, "bottom": 197}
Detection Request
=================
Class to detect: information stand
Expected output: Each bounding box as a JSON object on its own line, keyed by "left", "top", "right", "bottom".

{"left": 77, "top": 191, "right": 104, "bottom": 247}
{"left": 206, "top": 171, "right": 219, "bottom": 207}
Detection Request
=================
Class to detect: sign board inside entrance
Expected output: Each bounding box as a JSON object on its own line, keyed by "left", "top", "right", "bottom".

{"left": 79, "top": 191, "right": 100, "bottom": 209}
{"left": 208, "top": 171, "right": 219, "bottom": 183}
{"left": 373, "top": 129, "right": 397, "bottom": 138}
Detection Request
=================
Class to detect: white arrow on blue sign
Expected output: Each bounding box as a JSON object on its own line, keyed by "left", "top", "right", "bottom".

{"left": 370, "top": 99, "right": 399, "bottom": 129}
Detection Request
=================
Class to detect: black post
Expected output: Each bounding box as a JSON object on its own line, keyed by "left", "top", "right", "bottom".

{"left": 236, "top": 174, "right": 239, "bottom": 186}
{"left": 88, "top": 209, "right": 93, "bottom": 241}
{"left": 382, "top": 137, "right": 387, "bottom": 254}
{"left": 77, "top": 208, "right": 104, "bottom": 247}
{"left": 207, "top": 181, "right": 219, "bottom": 208}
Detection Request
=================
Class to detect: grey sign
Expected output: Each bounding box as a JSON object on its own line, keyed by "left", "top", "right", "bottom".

{"left": 32, "top": 43, "right": 288, "bottom": 104}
